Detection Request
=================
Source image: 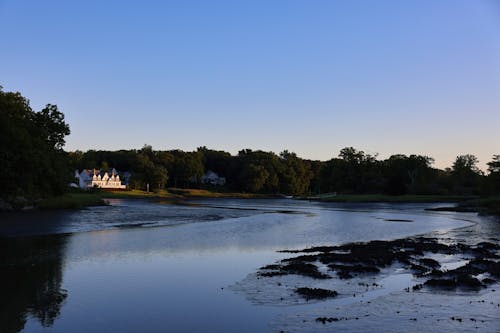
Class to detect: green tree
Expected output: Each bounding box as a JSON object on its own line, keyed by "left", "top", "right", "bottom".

{"left": 134, "top": 145, "right": 168, "bottom": 190}
{"left": 166, "top": 150, "right": 204, "bottom": 188}
{"left": 279, "top": 150, "right": 313, "bottom": 195}
{"left": 240, "top": 163, "right": 269, "bottom": 192}
{"left": 320, "top": 147, "right": 380, "bottom": 194}
{"left": 384, "top": 154, "right": 435, "bottom": 195}
{"left": 35, "top": 104, "right": 70, "bottom": 149}
{"left": 453, "top": 154, "right": 480, "bottom": 174}
{"left": 0, "top": 87, "right": 70, "bottom": 199}
{"left": 487, "top": 155, "right": 500, "bottom": 174}
{"left": 197, "top": 147, "right": 232, "bottom": 178}
{"left": 451, "top": 154, "right": 482, "bottom": 194}
{"left": 484, "top": 155, "right": 500, "bottom": 195}
{"left": 339, "top": 147, "right": 367, "bottom": 164}
{"left": 233, "top": 149, "right": 281, "bottom": 193}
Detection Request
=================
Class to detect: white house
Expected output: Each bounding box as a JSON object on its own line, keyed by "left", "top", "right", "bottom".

{"left": 75, "top": 168, "right": 126, "bottom": 189}
{"left": 201, "top": 170, "right": 226, "bottom": 186}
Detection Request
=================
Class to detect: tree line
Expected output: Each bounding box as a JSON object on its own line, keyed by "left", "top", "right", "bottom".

{"left": 1, "top": 86, "right": 499, "bottom": 200}
{"left": 68, "top": 146, "right": 500, "bottom": 197}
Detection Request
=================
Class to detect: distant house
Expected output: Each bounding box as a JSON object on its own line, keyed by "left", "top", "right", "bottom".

{"left": 201, "top": 170, "right": 226, "bottom": 186}
{"left": 75, "top": 168, "right": 127, "bottom": 189}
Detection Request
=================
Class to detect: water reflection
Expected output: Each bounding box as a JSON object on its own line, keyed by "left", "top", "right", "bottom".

{"left": 0, "top": 235, "right": 68, "bottom": 333}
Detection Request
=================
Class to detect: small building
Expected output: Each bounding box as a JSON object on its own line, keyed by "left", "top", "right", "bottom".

{"left": 201, "top": 170, "right": 226, "bottom": 186}
{"left": 75, "top": 168, "right": 127, "bottom": 189}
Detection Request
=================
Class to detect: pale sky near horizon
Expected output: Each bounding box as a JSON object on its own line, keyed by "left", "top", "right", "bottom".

{"left": 1, "top": 1, "right": 499, "bottom": 170}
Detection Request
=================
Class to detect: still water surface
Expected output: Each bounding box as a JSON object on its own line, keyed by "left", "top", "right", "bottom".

{"left": 0, "top": 199, "right": 485, "bottom": 332}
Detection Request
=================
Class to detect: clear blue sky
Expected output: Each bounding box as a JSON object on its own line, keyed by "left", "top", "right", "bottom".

{"left": 1, "top": 0, "right": 499, "bottom": 170}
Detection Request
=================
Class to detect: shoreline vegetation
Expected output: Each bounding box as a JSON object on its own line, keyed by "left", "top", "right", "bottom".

{"left": 37, "top": 192, "right": 107, "bottom": 210}
{"left": 103, "top": 188, "right": 272, "bottom": 200}
{"left": 29, "top": 188, "right": 273, "bottom": 211}
{"left": 425, "top": 196, "right": 500, "bottom": 216}
{"left": 23, "top": 190, "right": 500, "bottom": 216}
{"left": 303, "top": 193, "right": 500, "bottom": 215}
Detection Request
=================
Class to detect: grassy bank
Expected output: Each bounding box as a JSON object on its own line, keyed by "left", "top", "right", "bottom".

{"left": 35, "top": 190, "right": 499, "bottom": 215}
{"left": 100, "top": 188, "right": 269, "bottom": 200}
{"left": 307, "top": 194, "right": 471, "bottom": 203}
{"left": 33, "top": 188, "right": 270, "bottom": 211}
{"left": 458, "top": 196, "right": 500, "bottom": 215}
{"left": 37, "top": 193, "right": 107, "bottom": 209}
{"left": 165, "top": 188, "right": 268, "bottom": 198}
{"left": 99, "top": 189, "right": 181, "bottom": 199}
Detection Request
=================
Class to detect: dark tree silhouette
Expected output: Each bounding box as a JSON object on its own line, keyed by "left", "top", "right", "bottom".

{"left": 0, "top": 235, "right": 68, "bottom": 332}
{"left": 0, "top": 87, "right": 70, "bottom": 200}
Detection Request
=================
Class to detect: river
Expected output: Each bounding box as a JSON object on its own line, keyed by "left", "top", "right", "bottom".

{"left": 1, "top": 199, "right": 498, "bottom": 332}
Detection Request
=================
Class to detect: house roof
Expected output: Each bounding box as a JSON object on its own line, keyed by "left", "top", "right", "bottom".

{"left": 78, "top": 168, "right": 127, "bottom": 177}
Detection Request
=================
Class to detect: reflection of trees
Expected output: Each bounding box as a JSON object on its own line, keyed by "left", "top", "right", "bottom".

{"left": 0, "top": 235, "right": 68, "bottom": 333}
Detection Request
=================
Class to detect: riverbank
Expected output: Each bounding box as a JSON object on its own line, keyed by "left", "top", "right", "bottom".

{"left": 37, "top": 193, "right": 107, "bottom": 209}
{"left": 305, "top": 194, "right": 472, "bottom": 203}
{"left": 102, "top": 188, "right": 270, "bottom": 200}
{"left": 0, "top": 192, "right": 108, "bottom": 211}
{"left": 27, "top": 188, "right": 270, "bottom": 211}
{"left": 427, "top": 196, "right": 500, "bottom": 216}
{"left": 307, "top": 194, "right": 500, "bottom": 216}
{"left": 6, "top": 190, "right": 500, "bottom": 215}
{"left": 464, "top": 197, "right": 500, "bottom": 215}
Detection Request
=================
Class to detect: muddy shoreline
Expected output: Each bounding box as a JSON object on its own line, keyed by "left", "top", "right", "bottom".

{"left": 233, "top": 215, "right": 500, "bottom": 332}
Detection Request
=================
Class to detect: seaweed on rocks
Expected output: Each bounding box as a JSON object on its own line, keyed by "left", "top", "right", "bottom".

{"left": 316, "top": 316, "right": 348, "bottom": 324}
{"left": 280, "top": 246, "right": 338, "bottom": 254}
{"left": 260, "top": 264, "right": 282, "bottom": 270}
{"left": 424, "top": 275, "right": 484, "bottom": 290}
{"left": 410, "top": 264, "right": 430, "bottom": 275}
{"left": 295, "top": 287, "right": 338, "bottom": 300}
{"left": 418, "top": 258, "right": 441, "bottom": 269}
{"left": 283, "top": 262, "right": 331, "bottom": 279}
{"left": 476, "top": 242, "right": 500, "bottom": 251}
{"left": 256, "top": 236, "right": 500, "bottom": 293}
{"left": 259, "top": 261, "right": 330, "bottom": 279}
{"left": 482, "top": 278, "right": 497, "bottom": 285}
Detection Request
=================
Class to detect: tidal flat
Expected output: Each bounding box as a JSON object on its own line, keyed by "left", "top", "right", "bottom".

{"left": 1, "top": 199, "right": 498, "bottom": 332}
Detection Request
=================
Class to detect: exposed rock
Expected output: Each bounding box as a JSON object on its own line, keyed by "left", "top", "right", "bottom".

{"left": 295, "top": 287, "right": 338, "bottom": 300}
{"left": 424, "top": 275, "right": 484, "bottom": 290}
{"left": 260, "top": 261, "right": 330, "bottom": 279}
{"left": 316, "top": 317, "right": 346, "bottom": 324}
{"left": 418, "top": 258, "right": 441, "bottom": 269}
{"left": 257, "top": 236, "right": 500, "bottom": 293}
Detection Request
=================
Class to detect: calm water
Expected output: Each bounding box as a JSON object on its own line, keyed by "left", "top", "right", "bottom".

{"left": 0, "top": 199, "right": 495, "bottom": 333}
